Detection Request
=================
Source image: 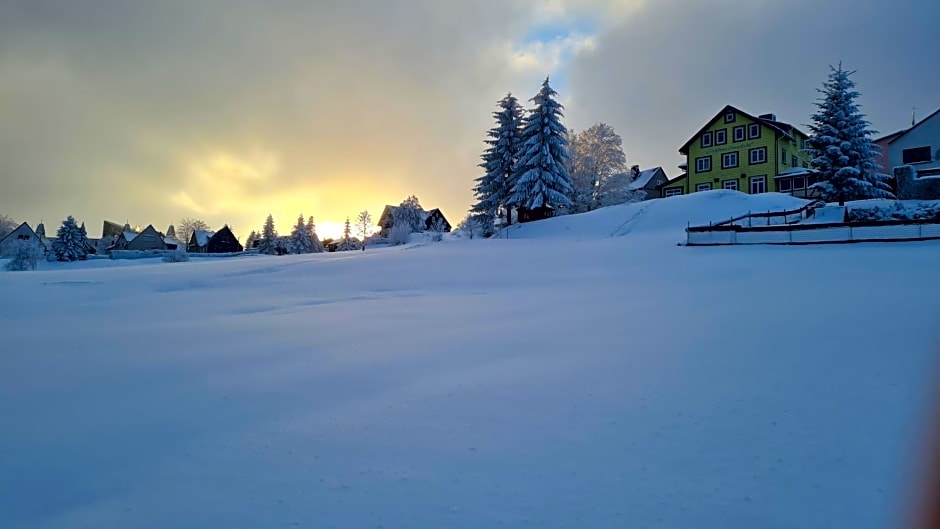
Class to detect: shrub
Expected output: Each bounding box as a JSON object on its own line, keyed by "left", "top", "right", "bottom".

{"left": 389, "top": 224, "right": 412, "bottom": 246}
{"left": 5, "top": 240, "right": 42, "bottom": 271}
{"left": 162, "top": 250, "right": 190, "bottom": 263}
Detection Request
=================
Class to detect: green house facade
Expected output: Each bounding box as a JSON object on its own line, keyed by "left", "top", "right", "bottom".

{"left": 663, "top": 105, "right": 816, "bottom": 198}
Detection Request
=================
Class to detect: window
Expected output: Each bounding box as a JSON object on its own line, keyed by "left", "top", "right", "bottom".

{"left": 701, "top": 132, "right": 713, "bottom": 148}
{"left": 749, "top": 147, "right": 767, "bottom": 164}
{"left": 802, "top": 161, "right": 809, "bottom": 169}
{"left": 749, "top": 176, "right": 767, "bottom": 194}
{"left": 733, "top": 126, "right": 746, "bottom": 142}
{"left": 781, "top": 149, "right": 788, "bottom": 164}
{"left": 715, "top": 129, "right": 727, "bottom": 145}
{"left": 695, "top": 156, "right": 712, "bottom": 173}
{"left": 17, "top": 234, "right": 30, "bottom": 240}
{"left": 793, "top": 176, "right": 805, "bottom": 189}
{"left": 664, "top": 188, "right": 683, "bottom": 197}
{"left": 696, "top": 182, "right": 712, "bottom": 192}
{"left": 777, "top": 178, "right": 792, "bottom": 192}
{"left": 722, "top": 179, "right": 738, "bottom": 190}
{"left": 748, "top": 123, "right": 761, "bottom": 139}
{"left": 724, "top": 112, "right": 735, "bottom": 123}
{"left": 721, "top": 152, "right": 739, "bottom": 169}
{"left": 902, "top": 146, "right": 933, "bottom": 164}
{"left": 792, "top": 155, "right": 798, "bottom": 167}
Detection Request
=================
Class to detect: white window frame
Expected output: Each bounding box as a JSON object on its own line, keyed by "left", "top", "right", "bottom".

{"left": 722, "top": 179, "right": 738, "bottom": 190}
{"left": 715, "top": 129, "right": 727, "bottom": 145}
{"left": 721, "top": 152, "right": 739, "bottom": 169}
{"left": 749, "top": 147, "right": 767, "bottom": 164}
{"left": 749, "top": 176, "right": 767, "bottom": 194}
{"left": 748, "top": 123, "right": 761, "bottom": 139}
{"left": 664, "top": 188, "right": 683, "bottom": 197}
{"left": 695, "top": 156, "right": 712, "bottom": 173}
{"left": 777, "top": 177, "right": 792, "bottom": 192}
{"left": 701, "top": 132, "right": 713, "bottom": 148}
{"left": 724, "top": 112, "right": 735, "bottom": 123}
{"left": 733, "top": 126, "right": 746, "bottom": 142}
{"left": 696, "top": 182, "right": 712, "bottom": 192}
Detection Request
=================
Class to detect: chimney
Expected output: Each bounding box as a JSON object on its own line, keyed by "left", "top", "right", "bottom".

{"left": 759, "top": 113, "right": 777, "bottom": 122}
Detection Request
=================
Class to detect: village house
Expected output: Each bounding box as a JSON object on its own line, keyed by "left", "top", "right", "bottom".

{"left": 0, "top": 222, "right": 45, "bottom": 257}
{"left": 879, "top": 108, "right": 940, "bottom": 178}
{"left": 111, "top": 224, "right": 167, "bottom": 252}
{"left": 626, "top": 166, "right": 670, "bottom": 199}
{"left": 378, "top": 205, "right": 451, "bottom": 237}
{"left": 662, "top": 105, "right": 817, "bottom": 198}
{"left": 188, "top": 225, "right": 243, "bottom": 254}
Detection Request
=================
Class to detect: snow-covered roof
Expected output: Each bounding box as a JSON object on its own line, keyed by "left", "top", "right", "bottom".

{"left": 123, "top": 230, "right": 139, "bottom": 242}
{"left": 193, "top": 230, "right": 215, "bottom": 247}
{"left": 775, "top": 167, "right": 816, "bottom": 178}
{"left": 626, "top": 168, "right": 663, "bottom": 191}
{"left": 164, "top": 236, "right": 183, "bottom": 246}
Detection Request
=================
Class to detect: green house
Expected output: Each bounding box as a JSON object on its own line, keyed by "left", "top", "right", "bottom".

{"left": 662, "top": 105, "right": 817, "bottom": 198}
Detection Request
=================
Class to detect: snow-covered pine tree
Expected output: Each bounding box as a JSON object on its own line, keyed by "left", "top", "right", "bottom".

{"left": 78, "top": 222, "right": 89, "bottom": 259}
{"left": 245, "top": 230, "right": 258, "bottom": 249}
{"left": 393, "top": 195, "right": 425, "bottom": 232}
{"left": 472, "top": 93, "right": 524, "bottom": 233}
{"left": 507, "top": 77, "right": 574, "bottom": 221}
{"left": 289, "top": 214, "right": 314, "bottom": 254}
{"left": 259, "top": 214, "right": 278, "bottom": 255}
{"left": 806, "top": 63, "right": 894, "bottom": 205}
{"left": 306, "top": 216, "right": 324, "bottom": 253}
{"left": 52, "top": 215, "right": 85, "bottom": 262}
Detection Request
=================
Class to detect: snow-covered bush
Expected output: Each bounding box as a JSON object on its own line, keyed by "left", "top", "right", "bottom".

{"left": 847, "top": 201, "right": 940, "bottom": 222}
{"left": 389, "top": 224, "right": 411, "bottom": 246}
{"left": 5, "top": 240, "right": 42, "bottom": 271}
{"left": 162, "top": 250, "right": 190, "bottom": 263}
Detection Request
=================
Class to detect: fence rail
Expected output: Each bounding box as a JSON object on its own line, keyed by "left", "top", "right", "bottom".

{"left": 687, "top": 217, "right": 940, "bottom": 246}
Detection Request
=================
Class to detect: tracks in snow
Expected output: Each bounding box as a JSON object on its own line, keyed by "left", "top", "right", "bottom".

{"left": 609, "top": 202, "right": 655, "bottom": 237}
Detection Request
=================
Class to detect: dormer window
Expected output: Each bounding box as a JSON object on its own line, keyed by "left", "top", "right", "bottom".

{"left": 724, "top": 112, "right": 735, "bottom": 123}
{"left": 701, "top": 132, "right": 713, "bottom": 148}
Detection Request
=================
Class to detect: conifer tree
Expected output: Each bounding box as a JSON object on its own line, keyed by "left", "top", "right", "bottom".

{"left": 472, "top": 93, "right": 524, "bottom": 232}
{"left": 807, "top": 63, "right": 894, "bottom": 205}
{"left": 78, "top": 222, "right": 89, "bottom": 259}
{"left": 259, "top": 214, "right": 278, "bottom": 255}
{"left": 507, "top": 77, "right": 574, "bottom": 219}
{"left": 245, "top": 230, "right": 258, "bottom": 249}
{"left": 289, "top": 214, "right": 314, "bottom": 254}
{"left": 305, "top": 216, "right": 324, "bottom": 253}
{"left": 52, "top": 215, "right": 85, "bottom": 262}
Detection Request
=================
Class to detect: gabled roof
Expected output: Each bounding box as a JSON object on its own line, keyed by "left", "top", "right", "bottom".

{"left": 874, "top": 129, "right": 908, "bottom": 144}
{"left": 0, "top": 222, "right": 37, "bottom": 245}
{"left": 626, "top": 167, "right": 666, "bottom": 191}
{"left": 192, "top": 230, "right": 215, "bottom": 247}
{"left": 887, "top": 107, "right": 940, "bottom": 144}
{"left": 657, "top": 172, "right": 688, "bottom": 188}
{"left": 679, "top": 105, "right": 805, "bottom": 154}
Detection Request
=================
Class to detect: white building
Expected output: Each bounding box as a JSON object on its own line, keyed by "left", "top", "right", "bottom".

{"left": 886, "top": 108, "right": 940, "bottom": 177}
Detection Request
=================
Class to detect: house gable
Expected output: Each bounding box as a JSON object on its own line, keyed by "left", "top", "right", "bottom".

{"left": 125, "top": 225, "right": 166, "bottom": 251}
{"left": 0, "top": 222, "right": 41, "bottom": 256}
{"left": 207, "top": 225, "right": 243, "bottom": 253}
{"left": 886, "top": 108, "right": 940, "bottom": 173}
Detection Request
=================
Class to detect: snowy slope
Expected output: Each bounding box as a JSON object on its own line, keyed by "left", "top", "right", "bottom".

{"left": 506, "top": 190, "right": 808, "bottom": 240}
{"left": 1, "top": 192, "right": 938, "bottom": 529}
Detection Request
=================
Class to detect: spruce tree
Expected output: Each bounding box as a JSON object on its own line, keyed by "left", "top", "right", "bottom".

{"left": 289, "top": 214, "right": 314, "bottom": 254}
{"left": 472, "top": 93, "right": 524, "bottom": 232}
{"left": 245, "top": 230, "right": 258, "bottom": 249}
{"left": 78, "top": 222, "right": 89, "bottom": 259}
{"left": 259, "top": 214, "right": 278, "bottom": 255}
{"left": 52, "top": 215, "right": 85, "bottom": 262}
{"left": 807, "top": 63, "right": 894, "bottom": 205}
{"left": 507, "top": 77, "right": 574, "bottom": 219}
{"left": 306, "top": 216, "right": 324, "bottom": 253}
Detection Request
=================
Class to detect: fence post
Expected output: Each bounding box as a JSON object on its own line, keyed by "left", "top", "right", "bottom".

{"left": 919, "top": 223, "right": 923, "bottom": 239}
{"left": 748, "top": 211, "right": 752, "bottom": 228}
{"left": 848, "top": 225, "right": 853, "bottom": 241}
{"left": 788, "top": 228, "right": 793, "bottom": 244}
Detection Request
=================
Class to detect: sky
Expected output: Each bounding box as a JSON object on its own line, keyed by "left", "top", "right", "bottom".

{"left": 1, "top": 0, "right": 938, "bottom": 240}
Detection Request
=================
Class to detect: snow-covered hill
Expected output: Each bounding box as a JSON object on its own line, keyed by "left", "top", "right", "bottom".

{"left": 1, "top": 191, "right": 937, "bottom": 529}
